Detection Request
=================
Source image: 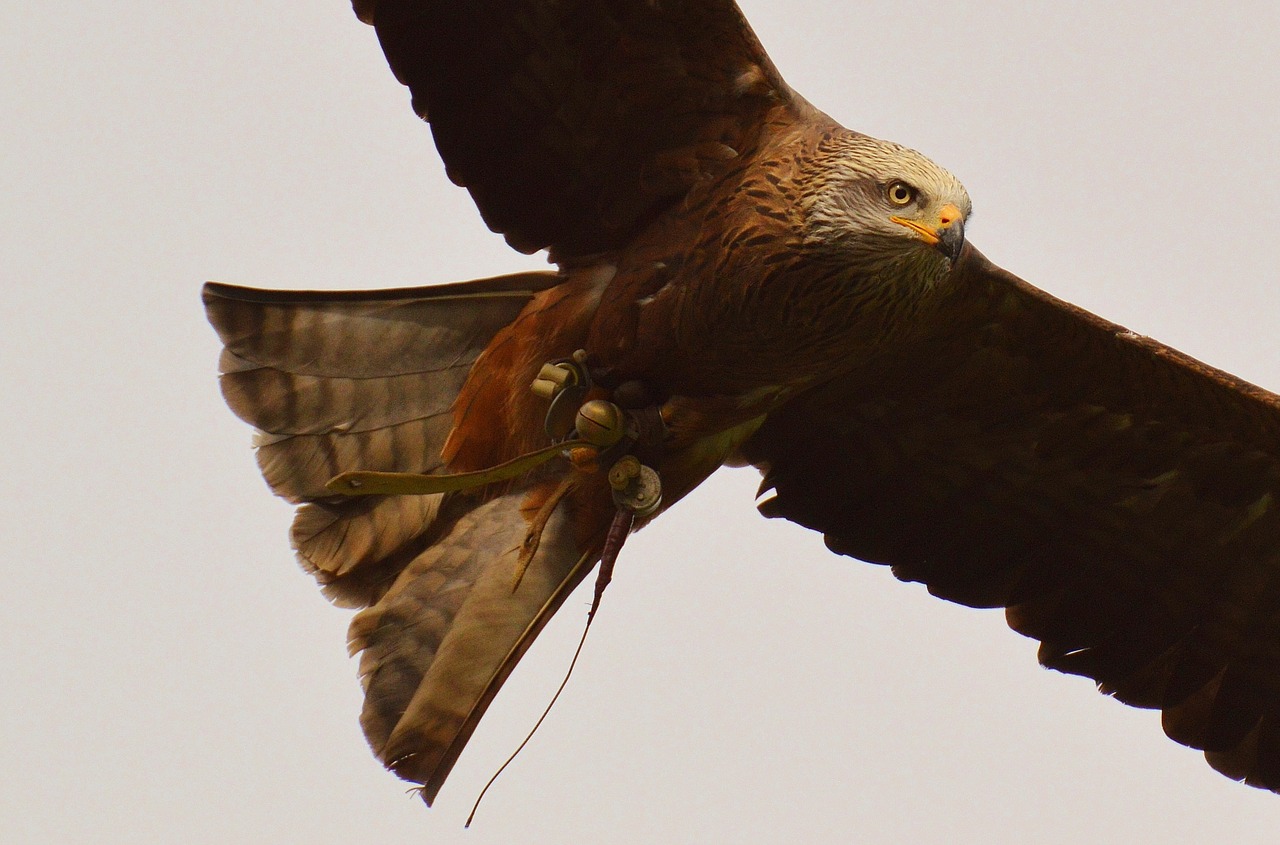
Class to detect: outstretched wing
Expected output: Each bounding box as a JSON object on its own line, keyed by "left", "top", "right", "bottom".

{"left": 740, "top": 245, "right": 1280, "bottom": 790}
{"left": 353, "top": 0, "right": 798, "bottom": 259}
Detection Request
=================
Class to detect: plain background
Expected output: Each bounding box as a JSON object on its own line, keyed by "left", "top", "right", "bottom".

{"left": 5, "top": 2, "right": 1280, "bottom": 842}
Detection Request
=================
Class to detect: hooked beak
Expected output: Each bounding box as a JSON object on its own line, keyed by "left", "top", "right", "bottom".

{"left": 890, "top": 202, "right": 966, "bottom": 263}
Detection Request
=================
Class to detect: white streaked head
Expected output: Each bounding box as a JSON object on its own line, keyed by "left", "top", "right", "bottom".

{"left": 804, "top": 132, "right": 971, "bottom": 284}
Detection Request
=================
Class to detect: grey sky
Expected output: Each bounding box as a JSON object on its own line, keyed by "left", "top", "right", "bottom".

{"left": 5, "top": 2, "right": 1280, "bottom": 842}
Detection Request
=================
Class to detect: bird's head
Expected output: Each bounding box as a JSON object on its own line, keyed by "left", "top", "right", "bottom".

{"left": 804, "top": 132, "right": 971, "bottom": 285}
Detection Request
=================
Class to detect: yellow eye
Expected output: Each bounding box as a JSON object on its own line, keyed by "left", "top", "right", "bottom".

{"left": 886, "top": 181, "right": 916, "bottom": 206}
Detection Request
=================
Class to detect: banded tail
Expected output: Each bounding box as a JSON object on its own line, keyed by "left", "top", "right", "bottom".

{"left": 203, "top": 272, "right": 599, "bottom": 803}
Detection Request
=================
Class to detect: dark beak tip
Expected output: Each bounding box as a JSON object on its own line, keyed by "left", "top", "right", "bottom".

{"left": 939, "top": 221, "right": 966, "bottom": 263}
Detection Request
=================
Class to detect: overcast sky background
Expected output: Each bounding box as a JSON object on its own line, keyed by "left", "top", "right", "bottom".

{"left": 6, "top": 2, "right": 1280, "bottom": 842}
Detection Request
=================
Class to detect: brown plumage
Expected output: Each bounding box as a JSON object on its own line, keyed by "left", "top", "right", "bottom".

{"left": 205, "top": 0, "right": 1280, "bottom": 805}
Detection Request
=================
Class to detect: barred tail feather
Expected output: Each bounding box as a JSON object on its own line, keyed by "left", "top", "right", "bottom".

{"left": 202, "top": 272, "right": 562, "bottom": 606}
{"left": 205, "top": 271, "right": 597, "bottom": 802}
{"left": 348, "top": 491, "right": 592, "bottom": 804}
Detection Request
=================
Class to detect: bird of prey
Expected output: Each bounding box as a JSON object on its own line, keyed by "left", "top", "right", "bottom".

{"left": 205, "top": 0, "right": 1280, "bottom": 806}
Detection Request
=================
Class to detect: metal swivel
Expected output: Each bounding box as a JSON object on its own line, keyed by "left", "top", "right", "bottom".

{"left": 607, "top": 455, "right": 662, "bottom": 517}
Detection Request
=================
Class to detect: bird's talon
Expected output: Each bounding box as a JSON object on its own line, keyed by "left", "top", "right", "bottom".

{"left": 512, "top": 475, "right": 578, "bottom": 592}
{"left": 565, "top": 444, "right": 602, "bottom": 471}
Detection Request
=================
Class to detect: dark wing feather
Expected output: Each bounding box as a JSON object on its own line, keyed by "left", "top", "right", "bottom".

{"left": 740, "top": 245, "right": 1280, "bottom": 790}
{"left": 203, "top": 272, "right": 560, "bottom": 606}
{"left": 353, "top": 0, "right": 796, "bottom": 259}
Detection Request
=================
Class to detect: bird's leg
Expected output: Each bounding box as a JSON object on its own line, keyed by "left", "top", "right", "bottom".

{"left": 589, "top": 455, "right": 664, "bottom": 619}
{"left": 591, "top": 508, "right": 634, "bottom": 622}
{"left": 528, "top": 356, "right": 668, "bottom": 618}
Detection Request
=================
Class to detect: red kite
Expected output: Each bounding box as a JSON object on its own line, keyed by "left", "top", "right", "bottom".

{"left": 205, "top": 0, "right": 1280, "bottom": 805}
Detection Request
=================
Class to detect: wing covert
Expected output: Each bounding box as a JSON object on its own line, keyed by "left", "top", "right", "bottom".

{"left": 353, "top": 0, "right": 798, "bottom": 260}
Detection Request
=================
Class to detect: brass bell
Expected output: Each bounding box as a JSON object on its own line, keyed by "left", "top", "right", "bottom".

{"left": 574, "top": 399, "right": 627, "bottom": 447}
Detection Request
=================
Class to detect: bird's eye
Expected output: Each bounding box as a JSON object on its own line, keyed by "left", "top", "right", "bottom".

{"left": 886, "top": 181, "right": 916, "bottom": 206}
